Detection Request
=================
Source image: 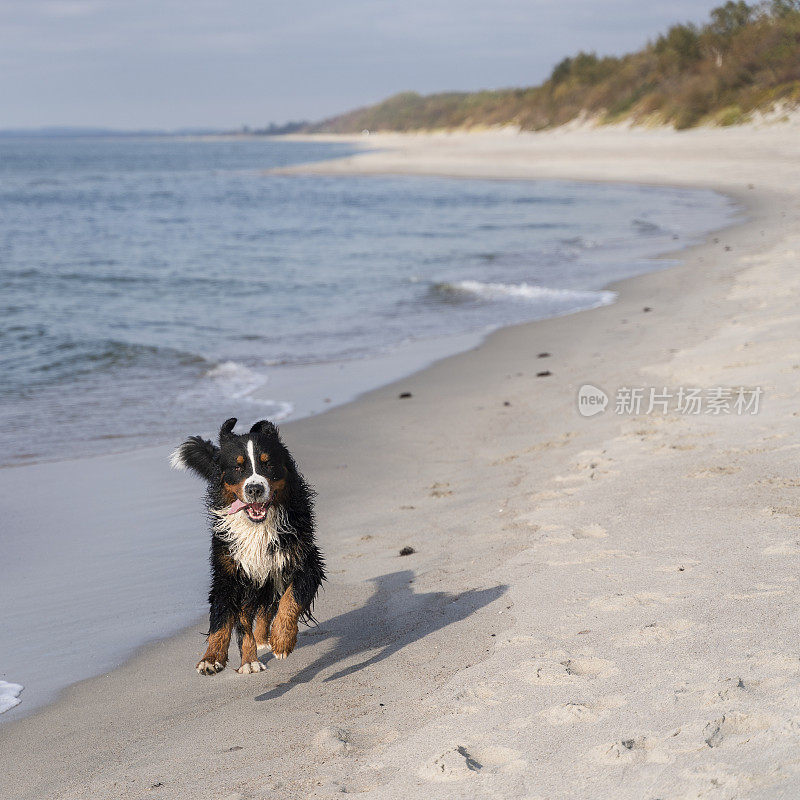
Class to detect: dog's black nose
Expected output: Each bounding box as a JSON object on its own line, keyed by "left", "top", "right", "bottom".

{"left": 244, "top": 482, "right": 266, "bottom": 501}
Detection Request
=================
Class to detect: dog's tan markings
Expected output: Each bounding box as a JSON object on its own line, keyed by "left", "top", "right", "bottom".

{"left": 236, "top": 455, "right": 244, "bottom": 465}
{"left": 270, "top": 478, "right": 287, "bottom": 503}
{"left": 223, "top": 479, "right": 246, "bottom": 503}
{"left": 270, "top": 584, "right": 302, "bottom": 659}
{"left": 197, "top": 615, "right": 233, "bottom": 675}
{"left": 254, "top": 605, "right": 275, "bottom": 650}
{"left": 260, "top": 452, "right": 268, "bottom": 463}
{"left": 239, "top": 610, "right": 257, "bottom": 662}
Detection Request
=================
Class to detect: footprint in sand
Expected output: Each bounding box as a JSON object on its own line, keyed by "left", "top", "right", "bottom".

{"left": 703, "top": 712, "right": 777, "bottom": 748}
{"left": 452, "top": 682, "right": 503, "bottom": 713}
{"left": 540, "top": 701, "right": 599, "bottom": 725}
{"left": 313, "top": 726, "right": 352, "bottom": 755}
{"left": 572, "top": 524, "right": 607, "bottom": 539}
{"left": 420, "top": 745, "right": 526, "bottom": 782}
{"left": 517, "top": 655, "right": 617, "bottom": 686}
{"left": 537, "top": 695, "right": 626, "bottom": 726}
{"left": 552, "top": 450, "right": 617, "bottom": 483}
{"left": 593, "top": 735, "right": 671, "bottom": 765}
{"left": 619, "top": 618, "right": 696, "bottom": 647}
{"left": 674, "top": 676, "right": 749, "bottom": 707}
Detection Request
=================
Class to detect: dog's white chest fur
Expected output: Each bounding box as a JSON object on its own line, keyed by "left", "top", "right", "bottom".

{"left": 212, "top": 506, "right": 291, "bottom": 587}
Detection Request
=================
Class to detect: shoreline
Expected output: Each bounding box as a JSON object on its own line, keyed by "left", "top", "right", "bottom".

{"left": 3, "top": 126, "right": 800, "bottom": 799}
{"left": 0, "top": 167, "right": 735, "bottom": 473}
{"left": 0, "top": 188, "right": 735, "bottom": 725}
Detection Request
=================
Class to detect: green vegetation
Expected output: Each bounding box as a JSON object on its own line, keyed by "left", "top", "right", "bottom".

{"left": 307, "top": 1, "right": 800, "bottom": 133}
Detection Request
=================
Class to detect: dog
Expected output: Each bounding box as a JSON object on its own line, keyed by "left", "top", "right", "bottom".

{"left": 171, "top": 417, "right": 324, "bottom": 675}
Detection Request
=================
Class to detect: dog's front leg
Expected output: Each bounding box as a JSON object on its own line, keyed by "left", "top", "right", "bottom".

{"left": 235, "top": 609, "right": 265, "bottom": 674}
{"left": 196, "top": 601, "right": 233, "bottom": 675}
{"left": 269, "top": 556, "right": 323, "bottom": 659}
{"left": 254, "top": 603, "right": 276, "bottom": 651}
{"left": 269, "top": 584, "right": 303, "bottom": 660}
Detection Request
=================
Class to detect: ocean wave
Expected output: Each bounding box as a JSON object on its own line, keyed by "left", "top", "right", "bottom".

{"left": 35, "top": 339, "right": 205, "bottom": 374}
{"left": 0, "top": 681, "right": 23, "bottom": 714}
{"left": 430, "top": 280, "right": 616, "bottom": 309}
{"left": 202, "top": 360, "right": 268, "bottom": 400}
{"left": 0, "top": 336, "right": 207, "bottom": 394}
{"left": 177, "top": 360, "right": 294, "bottom": 419}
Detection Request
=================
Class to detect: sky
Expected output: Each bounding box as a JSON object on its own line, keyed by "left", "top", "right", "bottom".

{"left": 0, "top": 0, "right": 727, "bottom": 130}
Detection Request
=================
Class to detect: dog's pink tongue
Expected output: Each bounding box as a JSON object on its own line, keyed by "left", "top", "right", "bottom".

{"left": 227, "top": 499, "right": 247, "bottom": 515}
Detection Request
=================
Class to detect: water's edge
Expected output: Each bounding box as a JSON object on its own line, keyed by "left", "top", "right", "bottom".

{"left": 0, "top": 172, "right": 745, "bottom": 725}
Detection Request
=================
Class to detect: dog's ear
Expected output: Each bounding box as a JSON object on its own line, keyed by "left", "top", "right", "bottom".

{"left": 170, "top": 436, "right": 219, "bottom": 480}
{"left": 249, "top": 420, "right": 279, "bottom": 437}
{"left": 219, "top": 417, "right": 238, "bottom": 441}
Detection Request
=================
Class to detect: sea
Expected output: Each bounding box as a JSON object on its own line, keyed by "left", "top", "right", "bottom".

{"left": 0, "top": 136, "right": 737, "bottom": 467}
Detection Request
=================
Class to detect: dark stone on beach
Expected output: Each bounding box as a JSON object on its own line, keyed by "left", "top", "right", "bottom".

{"left": 399, "top": 546, "right": 415, "bottom": 556}
{"left": 725, "top": 245, "right": 732, "bottom": 251}
{"left": 503, "top": 401, "right": 511, "bottom": 406}
{"left": 643, "top": 307, "right": 652, "bottom": 312}
{"left": 399, "top": 392, "right": 412, "bottom": 399}
{"left": 536, "top": 371, "right": 551, "bottom": 377}
{"left": 537, "top": 352, "right": 551, "bottom": 358}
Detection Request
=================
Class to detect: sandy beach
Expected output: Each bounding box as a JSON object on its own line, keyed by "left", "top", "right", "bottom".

{"left": 3, "top": 123, "right": 800, "bottom": 799}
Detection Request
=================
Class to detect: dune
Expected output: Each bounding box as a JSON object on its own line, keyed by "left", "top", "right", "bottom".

{"left": 3, "top": 122, "right": 800, "bottom": 799}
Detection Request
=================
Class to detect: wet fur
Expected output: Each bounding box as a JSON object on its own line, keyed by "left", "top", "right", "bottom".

{"left": 172, "top": 418, "right": 324, "bottom": 673}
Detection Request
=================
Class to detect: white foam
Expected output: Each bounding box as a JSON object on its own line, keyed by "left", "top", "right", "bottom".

{"left": 442, "top": 280, "right": 616, "bottom": 309}
{"left": 177, "top": 361, "right": 294, "bottom": 419}
{"left": 0, "top": 681, "right": 23, "bottom": 714}
{"left": 203, "top": 360, "right": 268, "bottom": 399}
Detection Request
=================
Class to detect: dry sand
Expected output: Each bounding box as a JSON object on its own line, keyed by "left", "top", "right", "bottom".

{"left": 3, "top": 125, "right": 800, "bottom": 799}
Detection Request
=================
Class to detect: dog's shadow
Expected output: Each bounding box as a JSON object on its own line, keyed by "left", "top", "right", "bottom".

{"left": 255, "top": 569, "right": 506, "bottom": 702}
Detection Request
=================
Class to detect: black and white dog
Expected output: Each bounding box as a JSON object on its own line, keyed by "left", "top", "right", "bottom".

{"left": 171, "top": 418, "right": 324, "bottom": 675}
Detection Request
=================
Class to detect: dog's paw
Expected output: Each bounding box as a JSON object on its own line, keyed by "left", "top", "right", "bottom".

{"left": 269, "top": 635, "right": 295, "bottom": 660}
{"left": 196, "top": 659, "right": 225, "bottom": 675}
{"left": 236, "top": 660, "right": 266, "bottom": 674}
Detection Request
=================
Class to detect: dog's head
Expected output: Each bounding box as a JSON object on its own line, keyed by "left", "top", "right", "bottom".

{"left": 171, "top": 418, "right": 291, "bottom": 522}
